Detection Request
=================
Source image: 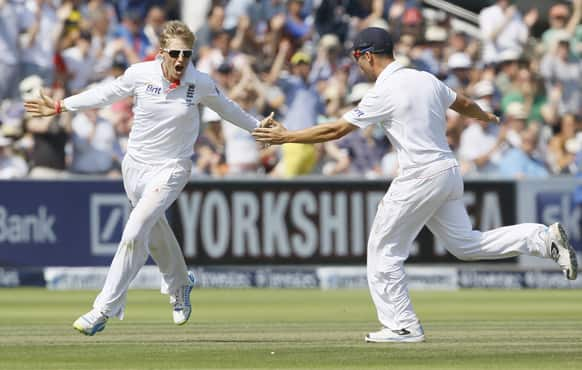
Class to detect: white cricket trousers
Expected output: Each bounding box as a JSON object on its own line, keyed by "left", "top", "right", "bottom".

{"left": 94, "top": 156, "right": 192, "bottom": 319}
{"left": 367, "top": 166, "right": 550, "bottom": 330}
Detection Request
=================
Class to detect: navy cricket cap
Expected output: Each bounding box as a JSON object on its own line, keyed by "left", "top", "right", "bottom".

{"left": 352, "top": 27, "right": 394, "bottom": 56}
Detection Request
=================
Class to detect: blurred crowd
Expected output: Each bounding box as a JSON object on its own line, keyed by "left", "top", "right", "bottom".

{"left": 0, "top": 0, "right": 581, "bottom": 180}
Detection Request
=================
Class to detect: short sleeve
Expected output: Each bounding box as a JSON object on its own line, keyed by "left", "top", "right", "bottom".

{"left": 342, "top": 89, "right": 391, "bottom": 129}
{"left": 436, "top": 77, "right": 457, "bottom": 108}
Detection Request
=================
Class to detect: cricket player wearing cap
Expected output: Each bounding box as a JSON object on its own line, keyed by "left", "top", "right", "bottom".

{"left": 253, "top": 27, "right": 578, "bottom": 343}
{"left": 25, "top": 20, "right": 272, "bottom": 336}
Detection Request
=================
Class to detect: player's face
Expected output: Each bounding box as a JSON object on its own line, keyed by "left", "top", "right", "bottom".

{"left": 160, "top": 38, "right": 193, "bottom": 81}
{"left": 355, "top": 51, "right": 375, "bottom": 81}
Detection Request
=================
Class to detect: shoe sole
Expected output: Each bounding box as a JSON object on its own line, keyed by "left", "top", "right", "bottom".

{"left": 553, "top": 223, "right": 578, "bottom": 280}
{"left": 73, "top": 321, "right": 106, "bottom": 336}
{"left": 365, "top": 334, "right": 425, "bottom": 343}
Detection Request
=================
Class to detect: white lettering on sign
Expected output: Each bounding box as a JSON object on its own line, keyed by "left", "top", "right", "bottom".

{"left": 0, "top": 206, "right": 56, "bottom": 244}
{"left": 175, "top": 188, "right": 504, "bottom": 260}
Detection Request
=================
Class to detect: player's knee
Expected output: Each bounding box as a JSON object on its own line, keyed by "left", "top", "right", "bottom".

{"left": 448, "top": 249, "right": 480, "bottom": 261}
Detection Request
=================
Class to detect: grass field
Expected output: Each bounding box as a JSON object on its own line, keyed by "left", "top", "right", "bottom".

{"left": 0, "top": 288, "right": 580, "bottom": 370}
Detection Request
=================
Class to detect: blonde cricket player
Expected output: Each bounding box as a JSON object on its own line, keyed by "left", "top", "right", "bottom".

{"left": 25, "top": 21, "right": 271, "bottom": 336}
{"left": 253, "top": 27, "right": 578, "bottom": 343}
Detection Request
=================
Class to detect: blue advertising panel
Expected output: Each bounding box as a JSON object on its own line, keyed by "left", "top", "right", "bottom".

{"left": 535, "top": 191, "right": 582, "bottom": 252}
{"left": 0, "top": 180, "right": 127, "bottom": 267}
{"left": 1, "top": 179, "right": 518, "bottom": 267}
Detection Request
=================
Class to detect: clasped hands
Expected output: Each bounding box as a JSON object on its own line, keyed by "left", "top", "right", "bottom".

{"left": 254, "top": 112, "right": 288, "bottom": 145}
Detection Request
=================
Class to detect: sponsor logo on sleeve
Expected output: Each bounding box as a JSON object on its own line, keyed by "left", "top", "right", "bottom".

{"left": 352, "top": 107, "right": 365, "bottom": 117}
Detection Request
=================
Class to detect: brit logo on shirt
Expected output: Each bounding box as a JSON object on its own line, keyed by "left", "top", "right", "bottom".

{"left": 352, "top": 107, "right": 365, "bottom": 117}
{"left": 146, "top": 84, "right": 162, "bottom": 95}
{"left": 186, "top": 84, "right": 196, "bottom": 106}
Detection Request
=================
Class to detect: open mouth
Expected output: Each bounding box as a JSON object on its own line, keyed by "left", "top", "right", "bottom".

{"left": 175, "top": 65, "right": 184, "bottom": 73}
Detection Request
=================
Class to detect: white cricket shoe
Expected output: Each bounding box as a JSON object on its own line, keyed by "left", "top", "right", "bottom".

{"left": 170, "top": 271, "right": 196, "bottom": 325}
{"left": 548, "top": 223, "right": 578, "bottom": 280}
{"left": 365, "top": 324, "right": 425, "bottom": 343}
{"left": 73, "top": 309, "right": 108, "bottom": 336}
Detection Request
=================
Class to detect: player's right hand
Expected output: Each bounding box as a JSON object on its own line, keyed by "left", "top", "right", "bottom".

{"left": 23, "top": 89, "right": 58, "bottom": 117}
{"left": 488, "top": 113, "right": 500, "bottom": 124}
{"left": 258, "top": 112, "right": 275, "bottom": 128}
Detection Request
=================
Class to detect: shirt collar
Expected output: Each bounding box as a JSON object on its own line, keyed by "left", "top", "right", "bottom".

{"left": 377, "top": 60, "right": 405, "bottom": 82}
{"left": 182, "top": 61, "right": 197, "bottom": 85}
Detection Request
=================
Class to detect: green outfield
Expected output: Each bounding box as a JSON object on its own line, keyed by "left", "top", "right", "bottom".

{"left": 0, "top": 288, "right": 580, "bottom": 370}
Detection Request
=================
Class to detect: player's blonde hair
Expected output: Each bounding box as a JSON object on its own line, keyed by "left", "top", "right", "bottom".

{"left": 159, "top": 21, "right": 196, "bottom": 48}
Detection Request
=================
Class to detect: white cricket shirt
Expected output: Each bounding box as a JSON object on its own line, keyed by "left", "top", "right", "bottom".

{"left": 343, "top": 61, "right": 458, "bottom": 178}
{"left": 64, "top": 58, "right": 259, "bottom": 165}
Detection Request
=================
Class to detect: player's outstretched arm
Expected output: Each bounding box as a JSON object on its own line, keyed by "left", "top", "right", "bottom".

{"left": 24, "top": 89, "right": 65, "bottom": 118}
{"left": 450, "top": 94, "right": 499, "bottom": 123}
{"left": 252, "top": 117, "right": 358, "bottom": 145}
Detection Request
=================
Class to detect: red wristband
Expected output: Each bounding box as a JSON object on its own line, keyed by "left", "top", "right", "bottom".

{"left": 54, "top": 100, "right": 62, "bottom": 114}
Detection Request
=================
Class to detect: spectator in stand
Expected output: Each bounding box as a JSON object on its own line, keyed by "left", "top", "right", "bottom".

{"left": 144, "top": 6, "right": 167, "bottom": 49}
{"left": 81, "top": 0, "right": 118, "bottom": 35}
{"left": 193, "top": 4, "right": 225, "bottom": 62}
{"left": 223, "top": 0, "right": 254, "bottom": 33}
{"left": 497, "top": 129, "right": 549, "bottom": 178}
{"left": 0, "top": 134, "right": 28, "bottom": 179}
{"left": 445, "top": 52, "right": 472, "bottom": 92}
{"left": 471, "top": 80, "right": 498, "bottom": 116}
{"left": 86, "top": 9, "right": 117, "bottom": 81}
{"left": 313, "top": 0, "right": 351, "bottom": 43}
{"left": 283, "top": 0, "right": 312, "bottom": 45}
{"left": 334, "top": 124, "right": 388, "bottom": 178}
{"left": 503, "top": 102, "right": 529, "bottom": 149}
{"left": 547, "top": 113, "right": 580, "bottom": 175}
{"left": 267, "top": 46, "right": 325, "bottom": 178}
{"left": 223, "top": 84, "right": 263, "bottom": 176}
{"left": 309, "top": 34, "right": 342, "bottom": 84}
{"left": 62, "top": 30, "right": 97, "bottom": 94}
{"left": 540, "top": 35, "right": 582, "bottom": 116}
{"left": 193, "top": 108, "right": 227, "bottom": 177}
{"left": 398, "top": 7, "right": 423, "bottom": 40}
{"left": 541, "top": 1, "right": 582, "bottom": 57}
{"left": 494, "top": 49, "right": 521, "bottom": 97}
{"left": 19, "top": 0, "right": 69, "bottom": 85}
{"left": 418, "top": 25, "right": 448, "bottom": 77}
{"left": 458, "top": 106, "right": 507, "bottom": 176}
{"left": 230, "top": 13, "right": 261, "bottom": 57}
{"left": 321, "top": 82, "right": 381, "bottom": 177}
{"left": 197, "top": 29, "right": 246, "bottom": 74}
{"left": 501, "top": 68, "right": 547, "bottom": 123}
{"left": 69, "top": 106, "right": 119, "bottom": 176}
{"left": 108, "top": 97, "right": 133, "bottom": 162}
{"left": 0, "top": 0, "right": 24, "bottom": 101}
{"left": 479, "top": 0, "right": 538, "bottom": 65}
{"left": 113, "top": 9, "right": 153, "bottom": 61}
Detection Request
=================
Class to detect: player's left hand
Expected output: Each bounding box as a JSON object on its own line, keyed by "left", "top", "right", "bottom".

{"left": 252, "top": 118, "right": 289, "bottom": 145}
{"left": 487, "top": 113, "right": 500, "bottom": 124}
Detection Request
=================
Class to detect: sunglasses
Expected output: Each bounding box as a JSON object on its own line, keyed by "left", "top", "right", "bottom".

{"left": 163, "top": 48, "right": 193, "bottom": 58}
{"left": 352, "top": 46, "right": 385, "bottom": 61}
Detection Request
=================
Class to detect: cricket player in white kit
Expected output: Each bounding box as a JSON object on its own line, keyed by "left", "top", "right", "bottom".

{"left": 253, "top": 27, "right": 578, "bottom": 343}
{"left": 24, "top": 21, "right": 270, "bottom": 336}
